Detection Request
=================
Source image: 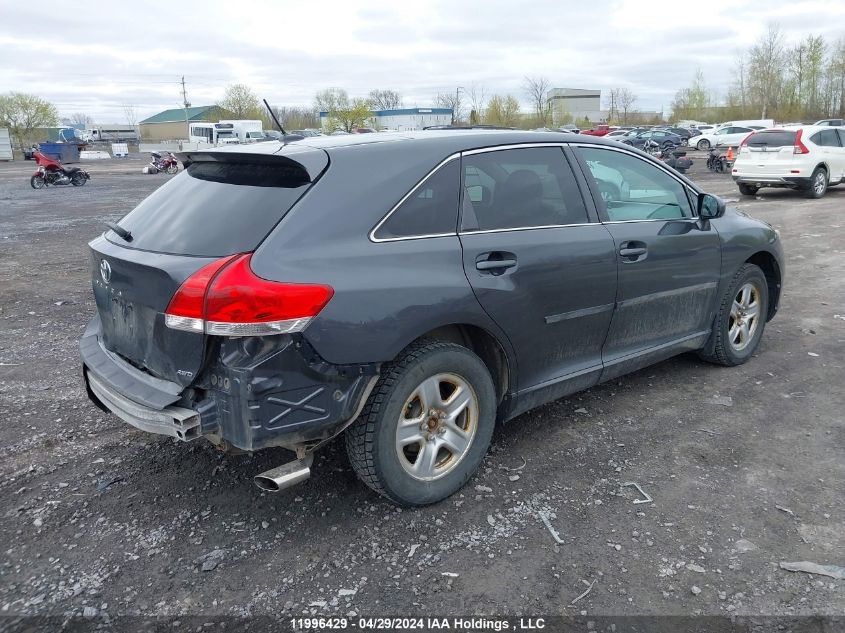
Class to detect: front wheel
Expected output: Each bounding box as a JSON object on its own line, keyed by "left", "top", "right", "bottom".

{"left": 699, "top": 264, "right": 769, "bottom": 366}
{"left": 697, "top": 139, "right": 711, "bottom": 151}
{"left": 30, "top": 175, "right": 45, "bottom": 189}
{"left": 166, "top": 164, "right": 178, "bottom": 174}
{"left": 345, "top": 340, "right": 496, "bottom": 506}
{"left": 71, "top": 173, "right": 87, "bottom": 186}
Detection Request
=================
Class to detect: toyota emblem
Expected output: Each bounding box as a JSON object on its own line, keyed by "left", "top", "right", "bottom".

{"left": 100, "top": 259, "right": 112, "bottom": 284}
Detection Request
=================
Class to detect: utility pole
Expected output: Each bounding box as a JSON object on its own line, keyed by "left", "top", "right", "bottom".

{"left": 181, "top": 75, "right": 191, "bottom": 140}
{"left": 454, "top": 86, "right": 464, "bottom": 125}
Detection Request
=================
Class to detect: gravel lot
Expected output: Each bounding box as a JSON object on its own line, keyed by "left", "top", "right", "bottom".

{"left": 1, "top": 150, "right": 843, "bottom": 626}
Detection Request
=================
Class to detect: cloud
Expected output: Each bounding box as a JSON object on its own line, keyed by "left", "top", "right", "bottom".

{"left": 0, "top": 0, "right": 843, "bottom": 122}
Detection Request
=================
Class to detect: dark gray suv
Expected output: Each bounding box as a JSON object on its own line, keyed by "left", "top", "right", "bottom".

{"left": 80, "top": 131, "right": 784, "bottom": 505}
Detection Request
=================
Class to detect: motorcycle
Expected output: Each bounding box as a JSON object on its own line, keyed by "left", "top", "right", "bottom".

{"left": 146, "top": 151, "right": 179, "bottom": 175}
{"left": 658, "top": 147, "right": 693, "bottom": 174}
{"left": 30, "top": 151, "right": 91, "bottom": 189}
{"left": 706, "top": 149, "right": 728, "bottom": 173}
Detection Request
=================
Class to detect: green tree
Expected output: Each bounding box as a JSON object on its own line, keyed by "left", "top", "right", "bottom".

{"left": 314, "top": 89, "right": 373, "bottom": 132}
{"left": 0, "top": 92, "right": 59, "bottom": 149}
{"left": 219, "top": 84, "right": 262, "bottom": 119}
{"left": 484, "top": 95, "right": 521, "bottom": 127}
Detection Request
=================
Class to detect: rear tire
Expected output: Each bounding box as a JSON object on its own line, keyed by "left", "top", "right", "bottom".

{"left": 699, "top": 264, "right": 768, "bottom": 367}
{"left": 697, "top": 139, "right": 711, "bottom": 151}
{"left": 345, "top": 339, "right": 496, "bottom": 506}
{"left": 738, "top": 183, "right": 758, "bottom": 196}
{"left": 805, "top": 167, "right": 827, "bottom": 198}
{"left": 30, "top": 175, "right": 45, "bottom": 189}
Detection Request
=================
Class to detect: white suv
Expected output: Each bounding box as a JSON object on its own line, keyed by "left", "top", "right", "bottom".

{"left": 731, "top": 126, "right": 845, "bottom": 198}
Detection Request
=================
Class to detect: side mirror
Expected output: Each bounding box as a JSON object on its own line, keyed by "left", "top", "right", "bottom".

{"left": 698, "top": 193, "right": 726, "bottom": 219}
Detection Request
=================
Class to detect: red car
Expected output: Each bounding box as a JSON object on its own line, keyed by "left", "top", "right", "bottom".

{"left": 579, "top": 124, "right": 611, "bottom": 137}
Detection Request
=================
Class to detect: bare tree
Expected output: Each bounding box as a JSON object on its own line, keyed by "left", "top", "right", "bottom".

{"left": 467, "top": 83, "right": 487, "bottom": 124}
{"left": 69, "top": 112, "right": 93, "bottom": 127}
{"left": 367, "top": 89, "right": 402, "bottom": 111}
{"left": 122, "top": 105, "right": 138, "bottom": 127}
{"left": 523, "top": 76, "right": 551, "bottom": 126}
{"left": 617, "top": 88, "right": 637, "bottom": 123}
{"left": 747, "top": 24, "right": 786, "bottom": 119}
{"left": 435, "top": 90, "right": 464, "bottom": 124}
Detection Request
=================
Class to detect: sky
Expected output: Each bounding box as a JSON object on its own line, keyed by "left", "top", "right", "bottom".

{"left": 1, "top": 0, "right": 844, "bottom": 123}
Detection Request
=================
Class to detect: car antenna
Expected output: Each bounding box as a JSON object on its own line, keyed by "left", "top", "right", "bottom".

{"left": 263, "top": 98, "right": 289, "bottom": 143}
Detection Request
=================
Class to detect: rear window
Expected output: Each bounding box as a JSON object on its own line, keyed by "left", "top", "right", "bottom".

{"left": 110, "top": 162, "right": 312, "bottom": 256}
{"left": 746, "top": 131, "right": 796, "bottom": 148}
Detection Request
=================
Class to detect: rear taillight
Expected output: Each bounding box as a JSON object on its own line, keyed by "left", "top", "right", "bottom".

{"left": 739, "top": 132, "right": 754, "bottom": 149}
{"left": 794, "top": 129, "right": 810, "bottom": 154}
{"left": 165, "top": 254, "right": 333, "bottom": 336}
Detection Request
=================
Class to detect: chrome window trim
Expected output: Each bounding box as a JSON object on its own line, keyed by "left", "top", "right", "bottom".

{"left": 460, "top": 222, "right": 594, "bottom": 235}
{"left": 369, "top": 152, "right": 462, "bottom": 243}
{"left": 462, "top": 142, "right": 568, "bottom": 156}
{"left": 571, "top": 141, "right": 701, "bottom": 220}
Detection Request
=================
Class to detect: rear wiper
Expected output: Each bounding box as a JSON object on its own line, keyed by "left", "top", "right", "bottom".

{"left": 106, "top": 222, "right": 132, "bottom": 242}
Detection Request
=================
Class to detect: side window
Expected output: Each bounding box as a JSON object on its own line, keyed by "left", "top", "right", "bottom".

{"left": 575, "top": 146, "right": 694, "bottom": 221}
{"left": 838, "top": 129, "right": 845, "bottom": 146}
{"left": 460, "top": 147, "right": 588, "bottom": 231}
{"left": 374, "top": 159, "right": 460, "bottom": 240}
{"left": 820, "top": 129, "right": 842, "bottom": 147}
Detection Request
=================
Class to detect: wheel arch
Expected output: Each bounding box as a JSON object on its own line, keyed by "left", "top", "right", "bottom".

{"left": 745, "top": 251, "right": 781, "bottom": 320}
{"left": 408, "top": 324, "right": 513, "bottom": 405}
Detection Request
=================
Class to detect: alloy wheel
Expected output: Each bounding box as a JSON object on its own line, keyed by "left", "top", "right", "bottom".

{"left": 729, "top": 282, "right": 761, "bottom": 351}
{"left": 395, "top": 373, "right": 478, "bottom": 481}
{"left": 813, "top": 171, "right": 826, "bottom": 195}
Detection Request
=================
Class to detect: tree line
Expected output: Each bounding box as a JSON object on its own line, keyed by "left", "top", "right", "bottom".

{"left": 673, "top": 25, "right": 845, "bottom": 123}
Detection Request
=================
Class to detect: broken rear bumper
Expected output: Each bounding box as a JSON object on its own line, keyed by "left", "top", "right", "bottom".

{"left": 80, "top": 315, "right": 379, "bottom": 452}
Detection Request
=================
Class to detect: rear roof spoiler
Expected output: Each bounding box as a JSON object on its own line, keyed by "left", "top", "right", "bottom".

{"left": 176, "top": 149, "right": 328, "bottom": 183}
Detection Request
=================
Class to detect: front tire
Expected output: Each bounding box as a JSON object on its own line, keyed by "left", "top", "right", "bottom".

{"left": 699, "top": 264, "right": 769, "bottom": 366}
{"left": 805, "top": 167, "right": 827, "bottom": 198}
{"left": 166, "top": 164, "right": 178, "bottom": 174}
{"left": 345, "top": 340, "right": 496, "bottom": 506}
{"left": 30, "top": 175, "right": 45, "bottom": 189}
{"left": 697, "top": 139, "right": 711, "bottom": 151}
{"left": 71, "top": 173, "right": 87, "bottom": 186}
{"left": 738, "top": 183, "right": 758, "bottom": 196}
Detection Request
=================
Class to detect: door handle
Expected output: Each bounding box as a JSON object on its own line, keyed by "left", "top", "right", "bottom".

{"left": 476, "top": 258, "right": 517, "bottom": 271}
{"left": 618, "top": 241, "right": 648, "bottom": 262}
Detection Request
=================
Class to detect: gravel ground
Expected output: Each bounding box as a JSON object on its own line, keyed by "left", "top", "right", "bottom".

{"left": 0, "top": 151, "right": 843, "bottom": 626}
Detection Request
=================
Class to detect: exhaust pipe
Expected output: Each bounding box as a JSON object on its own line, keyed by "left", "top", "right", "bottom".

{"left": 254, "top": 453, "right": 313, "bottom": 492}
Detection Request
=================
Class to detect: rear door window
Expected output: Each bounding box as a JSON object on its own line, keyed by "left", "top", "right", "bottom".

{"left": 460, "top": 147, "right": 588, "bottom": 231}
{"left": 373, "top": 159, "right": 460, "bottom": 240}
{"left": 111, "top": 160, "right": 316, "bottom": 257}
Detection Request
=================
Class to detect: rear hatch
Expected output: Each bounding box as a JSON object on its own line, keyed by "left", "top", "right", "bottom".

{"left": 737, "top": 130, "right": 798, "bottom": 175}
{"left": 88, "top": 147, "right": 328, "bottom": 388}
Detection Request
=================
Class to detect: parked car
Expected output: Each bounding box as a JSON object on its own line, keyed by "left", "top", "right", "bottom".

{"left": 814, "top": 119, "right": 844, "bottom": 127}
{"left": 604, "top": 129, "right": 634, "bottom": 140}
{"left": 656, "top": 126, "right": 694, "bottom": 142}
{"left": 81, "top": 131, "right": 784, "bottom": 506}
{"left": 732, "top": 125, "right": 845, "bottom": 198}
{"left": 692, "top": 126, "right": 757, "bottom": 150}
{"left": 558, "top": 124, "right": 580, "bottom": 133}
{"left": 621, "top": 129, "right": 683, "bottom": 149}
{"left": 580, "top": 124, "right": 611, "bottom": 137}
{"left": 262, "top": 130, "right": 284, "bottom": 141}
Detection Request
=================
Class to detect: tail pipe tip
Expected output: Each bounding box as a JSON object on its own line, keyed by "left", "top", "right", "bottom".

{"left": 254, "top": 453, "right": 314, "bottom": 492}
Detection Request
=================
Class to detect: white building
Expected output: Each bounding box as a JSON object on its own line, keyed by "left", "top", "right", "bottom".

{"left": 320, "top": 107, "right": 453, "bottom": 132}
{"left": 548, "top": 88, "right": 604, "bottom": 124}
